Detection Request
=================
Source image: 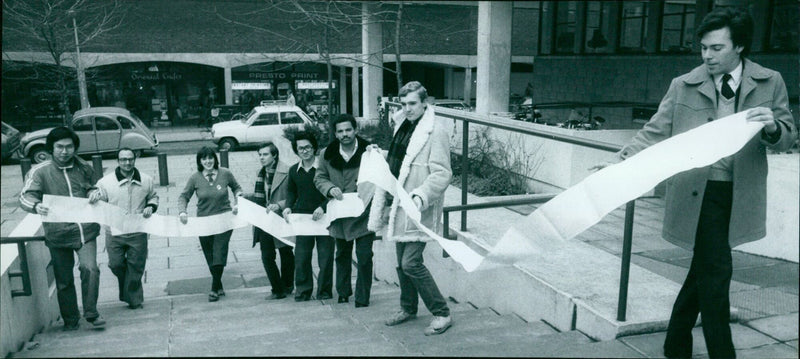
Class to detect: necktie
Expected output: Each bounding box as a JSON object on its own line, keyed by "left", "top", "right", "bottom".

{"left": 206, "top": 173, "right": 214, "bottom": 185}
{"left": 721, "top": 74, "right": 735, "bottom": 100}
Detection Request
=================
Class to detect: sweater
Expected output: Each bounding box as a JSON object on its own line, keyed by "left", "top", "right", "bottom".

{"left": 178, "top": 167, "right": 242, "bottom": 217}
{"left": 286, "top": 162, "right": 327, "bottom": 214}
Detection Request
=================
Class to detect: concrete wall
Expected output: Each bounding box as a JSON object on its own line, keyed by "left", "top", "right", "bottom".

{"left": 1, "top": 242, "right": 59, "bottom": 357}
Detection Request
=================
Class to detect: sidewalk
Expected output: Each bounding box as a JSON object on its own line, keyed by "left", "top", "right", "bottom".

{"left": 1, "top": 152, "right": 797, "bottom": 358}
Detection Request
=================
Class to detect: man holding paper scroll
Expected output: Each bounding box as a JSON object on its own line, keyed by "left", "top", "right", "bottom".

{"left": 612, "top": 8, "right": 796, "bottom": 359}
{"left": 368, "top": 81, "right": 454, "bottom": 336}
{"left": 20, "top": 127, "right": 106, "bottom": 330}
{"left": 90, "top": 148, "right": 158, "bottom": 310}
{"left": 315, "top": 114, "right": 375, "bottom": 308}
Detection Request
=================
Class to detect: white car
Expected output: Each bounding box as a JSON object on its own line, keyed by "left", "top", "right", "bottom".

{"left": 211, "top": 104, "right": 318, "bottom": 151}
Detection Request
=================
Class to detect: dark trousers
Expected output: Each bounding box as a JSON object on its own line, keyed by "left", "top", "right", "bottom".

{"left": 335, "top": 233, "right": 375, "bottom": 305}
{"left": 664, "top": 181, "right": 735, "bottom": 359}
{"left": 396, "top": 242, "right": 449, "bottom": 317}
{"left": 199, "top": 230, "right": 232, "bottom": 291}
{"left": 107, "top": 233, "right": 148, "bottom": 307}
{"left": 258, "top": 229, "right": 295, "bottom": 294}
{"left": 49, "top": 240, "right": 100, "bottom": 325}
{"left": 294, "top": 235, "right": 334, "bottom": 298}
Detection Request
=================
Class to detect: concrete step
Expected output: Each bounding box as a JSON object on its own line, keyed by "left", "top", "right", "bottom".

{"left": 12, "top": 280, "right": 597, "bottom": 358}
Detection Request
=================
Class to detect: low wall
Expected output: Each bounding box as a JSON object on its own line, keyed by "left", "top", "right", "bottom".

{"left": 1, "top": 241, "right": 59, "bottom": 357}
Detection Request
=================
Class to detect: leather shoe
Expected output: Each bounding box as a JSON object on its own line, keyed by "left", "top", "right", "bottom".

{"left": 208, "top": 291, "right": 219, "bottom": 302}
{"left": 317, "top": 293, "right": 332, "bottom": 300}
{"left": 128, "top": 303, "right": 143, "bottom": 310}
{"left": 285, "top": 286, "right": 294, "bottom": 295}
{"left": 294, "top": 294, "right": 311, "bottom": 302}
{"left": 63, "top": 322, "right": 80, "bottom": 331}
{"left": 87, "top": 315, "right": 106, "bottom": 328}
{"left": 355, "top": 302, "right": 368, "bottom": 308}
{"left": 338, "top": 296, "right": 349, "bottom": 303}
{"left": 216, "top": 289, "right": 225, "bottom": 297}
{"left": 267, "top": 292, "right": 286, "bottom": 300}
{"left": 424, "top": 315, "right": 452, "bottom": 336}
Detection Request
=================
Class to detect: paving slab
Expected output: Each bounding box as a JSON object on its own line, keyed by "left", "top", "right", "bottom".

{"left": 733, "top": 263, "right": 800, "bottom": 288}
{"left": 746, "top": 313, "right": 799, "bottom": 342}
{"left": 620, "top": 323, "right": 778, "bottom": 357}
{"left": 730, "top": 288, "right": 799, "bottom": 316}
{"left": 164, "top": 274, "right": 245, "bottom": 295}
{"left": 735, "top": 342, "right": 799, "bottom": 359}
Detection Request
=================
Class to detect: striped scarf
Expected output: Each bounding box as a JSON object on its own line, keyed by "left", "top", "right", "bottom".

{"left": 254, "top": 164, "right": 276, "bottom": 206}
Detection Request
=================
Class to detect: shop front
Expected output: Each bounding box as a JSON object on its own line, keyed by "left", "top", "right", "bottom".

{"left": 232, "top": 62, "right": 339, "bottom": 116}
{"left": 91, "top": 62, "right": 224, "bottom": 127}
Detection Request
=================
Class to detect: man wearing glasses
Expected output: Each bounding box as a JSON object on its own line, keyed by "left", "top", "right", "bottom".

{"left": 90, "top": 148, "right": 159, "bottom": 310}
{"left": 20, "top": 127, "right": 105, "bottom": 330}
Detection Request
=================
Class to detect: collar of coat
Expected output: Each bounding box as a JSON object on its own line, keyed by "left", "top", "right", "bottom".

{"left": 392, "top": 104, "right": 436, "bottom": 186}
{"left": 323, "top": 136, "right": 370, "bottom": 170}
{"left": 114, "top": 167, "right": 141, "bottom": 185}
{"left": 682, "top": 58, "right": 772, "bottom": 104}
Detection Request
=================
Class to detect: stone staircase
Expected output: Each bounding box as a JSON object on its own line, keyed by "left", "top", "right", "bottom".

{"left": 9, "top": 279, "right": 642, "bottom": 358}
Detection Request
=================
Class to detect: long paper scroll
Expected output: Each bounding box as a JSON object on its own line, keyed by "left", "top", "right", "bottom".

{"left": 41, "top": 193, "right": 369, "bottom": 247}
{"left": 358, "top": 111, "right": 764, "bottom": 271}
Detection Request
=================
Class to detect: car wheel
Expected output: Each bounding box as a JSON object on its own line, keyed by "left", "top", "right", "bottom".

{"left": 218, "top": 138, "right": 237, "bottom": 152}
{"left": 30, "top": 146, "right": 50, "bottom": 164}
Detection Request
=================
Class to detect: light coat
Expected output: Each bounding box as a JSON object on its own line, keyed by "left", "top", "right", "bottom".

{"left": 368, "top": 105, "right": 453, "bottom": 242}
{"left": 244, "top": 161, "right": 290, "bottom": 248}
{"left": 619, "top": 59, "right": 797, "bottom": 249}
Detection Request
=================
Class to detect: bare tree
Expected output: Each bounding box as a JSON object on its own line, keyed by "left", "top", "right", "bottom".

{"left": 2, "top": 0, "right": 126, "bottom": 126}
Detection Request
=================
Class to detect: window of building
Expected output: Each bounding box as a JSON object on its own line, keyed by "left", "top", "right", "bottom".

{"left": 585, "top": 1, "right": 613, "bottom": 53}
{"left": 769, "top": 0, "right": 799, "bottom": 52}
{"left": 619, "top": 1, "right": 649, "bottom": 52}
{"left": 660, "top": 1, "right": 695, "bottom": 53}
{"left": 280, "top": 112, "right": 303, "bottom": 125}
{"left": 554, "top": 1, "right": 578, "bottom": 53}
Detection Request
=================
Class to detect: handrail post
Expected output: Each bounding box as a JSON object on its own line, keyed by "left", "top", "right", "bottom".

{"left": 461, "top": 120, "right": 469, "bottom": 231}
{"left": 91, "top": 155, "right": 103, "bottom": 183}
{"left": 617, "top": 200, "right": 636, "bottom": 322}
{"left": 220, "top": 149, "right": 229, "bottom": 168}
{"left": 9, "top": 242, "right": 33, "bottom": 297}
{"left": 157, "top": 152, "right": 169, "bottom": 186}
{"left": 20, "top": 158, "right": 32, "bottom": 180}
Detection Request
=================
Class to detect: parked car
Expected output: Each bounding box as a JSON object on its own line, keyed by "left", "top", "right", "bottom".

{"left": 433, "top": 99, "right": 473, "bottom": 112}
{"left": 211, "top": 103, "right": 319, "bottom": 151}
{"left": 20, "top": 107, "right": 159, "bottom": 164}
{"left": 2, "top": 121, "right": 22, "bottom": 161}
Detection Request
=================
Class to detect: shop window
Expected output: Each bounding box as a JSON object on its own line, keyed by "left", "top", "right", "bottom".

{"left": 661, "top": 1, "right": 695, "bottom": 53}
{"left": 72, "top": 117, "right": 93, "bottom": 132}
{"left": 95, "top": 117, "right": 119, "bottom": 131}
{"left": 280, "top": 112, "right": 303, "bottom": 125}
{"left": 585, "top": 1, "right": 613, "bottom": 53}
{"left": 554, "top": 1, "right": 578, "bottom": 53}
{"left": 118, "top": 116, "right": 135, "bottom": 130}
{"left": 620, "top": 2, "right": 649, "bottom": 53}
{"left": 252, "top": 113, "right": 278, "bottom": 126}
{"left": 769, "top": 0, "right": 799, "bottom": 52}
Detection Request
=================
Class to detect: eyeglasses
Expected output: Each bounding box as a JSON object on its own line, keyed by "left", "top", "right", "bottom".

{"left": 53, "top": 145, "right": 75, "bottom": 152}
{"left": 297, "top": 146, "right": 314, "bottom": 152}
{"left": 118, "top": 158, "right": 135, "bottom": 163}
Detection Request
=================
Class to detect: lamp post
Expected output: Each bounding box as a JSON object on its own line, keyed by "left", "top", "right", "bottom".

{"left": 69, "top": 11, "right": 90, "bottom": 109}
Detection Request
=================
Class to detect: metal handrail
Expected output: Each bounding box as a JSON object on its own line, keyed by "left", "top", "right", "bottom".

{"left": 384, "top": 101, "right": 638, "bottom": 322}
{"left": 1, "top": 236, "right": 46, "bottom": 297}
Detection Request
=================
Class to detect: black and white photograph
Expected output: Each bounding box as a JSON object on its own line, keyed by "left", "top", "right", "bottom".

{"left": 1, "top": 1, "right": 798, "bottom": 357}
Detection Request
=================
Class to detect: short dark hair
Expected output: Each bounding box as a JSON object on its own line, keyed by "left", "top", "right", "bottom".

{"left": 697, "top": 7, "right": 754, "bottom": 57}
{"left": 117, "top": 147, "right": 136, "bottom": 159}
{"left": 45, "top": 127, "right": 80, "bottom": 153}
{"left": 291, "top": 131, "right": 318, "bottom": 154}
{"left": 257, "top": 142, "right": 279, "bottom": 160}
{"left": 399, "top": 81, "right": 428, "bottom": 102}
{"left": 331, "top": 114, "right": 357, "bottom": 133}
{"left": 196, "top": 146, "right": 219, "bottom": 172}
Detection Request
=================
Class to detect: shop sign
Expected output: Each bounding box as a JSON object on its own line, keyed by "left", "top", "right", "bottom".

{"left": 131, "top": 72, "right": 183, "bottom": 81}
{"left": 297, "top": 81, "right": 336, "bottom": 90}
{"left": 234, "top": 72, "right": 323, "bottom": 81}
{"left": 232, "top": 82, "right": 272, "bottom": 90}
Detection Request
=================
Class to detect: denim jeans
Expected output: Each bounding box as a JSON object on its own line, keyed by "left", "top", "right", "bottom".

{"left": 395, "top": 242, "right": 449, "bottom": 317}
{"left": 335, "top": 234, "right": 375, "bottom": 305}
{"left": 49, "top": 239, "right": 100, "bottom": 324}
{"left": 107, "top": 233, "right": 148, "bottom": 307}
{"left": 294, "top": 236, "right": 334, "bottom": 298}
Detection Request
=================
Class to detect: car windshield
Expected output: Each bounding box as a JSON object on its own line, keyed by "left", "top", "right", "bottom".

{"left": 242, "top": 109, "right": 257, "bottom": 123}
{"left": 130, "top": 113, "right": 145, "bottom": 127}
